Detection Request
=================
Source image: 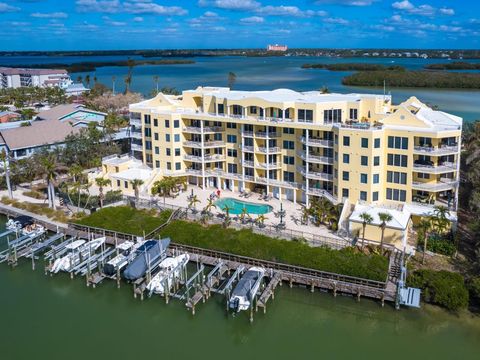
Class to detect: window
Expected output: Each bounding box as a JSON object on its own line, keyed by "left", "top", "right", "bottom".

{"left": 227, "top": 122, "right": 237, "bottom": 129}
{"left": 374, "top": 138, "right": 381, "bottom": 148}
{"left": 298, "top": 109, "right": 313, "bottom": 122}
{"left": 360, "top": 191, "right": 367, "bottom": 201}
{"left": 349, "top": 108, "right": 358, "bottom": 120}
{"left": 361, "top": 156, "right": 368, "bottom": 166}
{"left": 228, "top": 164, "right": 238, "bottom": 173}
{"left": 386, "top": 188, "right": 407, "bottom": 201}
{"left": 283, "top": 127, "right": 294, "bottom": 134}
{"left": 165, "top": 134, "right": 170, "bottom": 142}
{"left": 250, "top": 106, "right": 257, "bottom": 114}
{"left": 343, "top": 136, "right": 350, "bottom": 146}
{"left": 334, "top": 134, "right": 338, "bottom": 145}
{"left": 283, "top": 140, "right": 295, "bottom": 150}
{"left": 153, "top": 118, "right": 158, "bottom": 127}
{"left": 165, "top": 119, "right": 170, "bottom": 128}
{"left": 217, "top": 104, "right": 224, "bottom": 114}
{"left": 334, "top": 152, "right": 338, "bottom": 162}
{"left": 343, "top": 154, "right": 350, "bottom": 164}
{"left": 166, "top": 162, "right": 171, "bottom": 170}
{"left": 174, "top": 134, "right": 180, "bottom": 142}
{"left": 418, "top": 172, "right": 430, "bottom": 179}
{"left": 387, "top": 171, "right": 407, "bottom": 184}
{"left": 175, "top": 162, "right": 181, "bottom": 170}
{"left": 154, "top": 146, "right": 159, "bottom": 155}
{"left": 373, "top": 191, "right": 379, "bottom": 201}
{"left": 166, "top": 148, "right": 171, "bottom": 156}
{"left": 124, "top": 181, "right": 128, "bottom": 189}
{"left": 227, "top": 134, "right": 237, "bottom": 143}
{"left": 227, "top": 149, "right": 238, "bottom": 157}
{"left": 283, "top": 156, "right": 295, "bottom": 165}
{"left": 116, "top": 180, "right": 120, "bottom": 187}
{"left": 342, "top": 171, "right": 349, "bottom": 181}
{"left": 374, "top": 156, "right": 380, "bottom": 166}
{"left": 387, "top": 154, "right": 408, "bottom": 167}
{"left": 144, "top": 115, "right": 151, "bottom": 124}
{"left": 283, "top": 171, "right": 295, "bottom": 182}
{"left": 373, "top": 174, "right": 379, "bottom": 184}
{"left": 174, "top": 120, "right": 179, "bottom": 128}
{"left": 145, "top": 141, "right": 152, "bottom": 150}
{"left": 144, "top": 128, "right": 151, "bottom": 137}
{"left": 361, "top": 138, "right": 369, "bottom": 148}
{"left": 174, "top": 148, "right": 180, "bottom": 156}
{"left": 334, "top": 169, "right": 338, "bottom": 179}
{"left": 342, "top": 188, "right": 349, "bottom": 198}
{"left": 154, "top": 133, "right": 159, "bottom": 141}
{"left": 387, "top": 136, "right": 409, "bottom": 150}
{"left": 360, "top": 173, "right": 368, "bottom": 184}
{"left": 324, "top": 109, "right": 342, "bottom": 123}
{"left": 155, "top": 160, "right": 160, "bottom": 168}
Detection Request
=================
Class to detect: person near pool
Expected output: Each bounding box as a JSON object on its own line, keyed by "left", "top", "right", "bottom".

{"left": 216, "top": 189, "right": 221, "bottom": 198}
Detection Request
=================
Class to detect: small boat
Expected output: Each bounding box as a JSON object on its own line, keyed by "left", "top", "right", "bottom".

{"left": 228, "top": 266, "right": 265, "bottom": 313}
{"left": 146, "top": 254, "right": 190, "bottom": 295}
{"left": 50, "top": 237, "right": 105, "bottom": 274}
{"left": 123, "top": 238, "right": 171, "bottom": 281}
{"left": 103, "top": 240, "right": 136, "bottom": 276}
{"left": 6, "top": 216, "right": 45, "bottom": 237}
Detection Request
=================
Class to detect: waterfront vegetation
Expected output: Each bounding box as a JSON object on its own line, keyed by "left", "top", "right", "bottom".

{"left": 302, "top": 63, "right": 405, "bottom": 71}
{"left": 74, "top": 206, "right": 389, "bottom": 281}
{"left": 0, "top": 86, "right": 67, "bottom": 108}
{"left": 0, "top": 196, "right": 69, "bottom": 223}
{"left": 342, "top": 70, "right": 480, "bottom": 88}
{"left": 425, "top": 62, "right": 480, "bottom": 70}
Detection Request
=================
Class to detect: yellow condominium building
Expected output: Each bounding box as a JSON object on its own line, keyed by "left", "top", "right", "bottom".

{"left": 122, "top": 87, "right": 461, "bottom": 245}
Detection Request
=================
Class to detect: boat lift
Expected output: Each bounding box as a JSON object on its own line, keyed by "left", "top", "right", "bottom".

{"left": 0, "top": 231, "right": 47, "bottom": 267}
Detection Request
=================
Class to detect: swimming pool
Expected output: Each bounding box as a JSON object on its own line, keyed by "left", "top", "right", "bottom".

{"left": 215, "top": 198, "right": 273, "bottom": 215}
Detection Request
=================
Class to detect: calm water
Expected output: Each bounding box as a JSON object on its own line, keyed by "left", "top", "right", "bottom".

{"left": 1, "top": 55, "right": 479, "bottom": 121}
{"left": 0, "top": 216, "right": 479, "bottom": 359}
{"left": 215, "top": 197, "right": 273, "bottom": 215}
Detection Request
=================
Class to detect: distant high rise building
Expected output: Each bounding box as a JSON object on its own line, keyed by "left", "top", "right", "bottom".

{"left": 0, "top": 67, "right": 72, "bottom": 89}
{"left": 267, "top": 44, "right": 288, "bottom": 52}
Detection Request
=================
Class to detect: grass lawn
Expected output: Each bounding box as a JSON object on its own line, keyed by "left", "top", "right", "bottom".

{"left": 160, "top": 221, "right": 389, "bottom": 282}
{"left": 74, "top": 206, "right": 170, "bottom": 236}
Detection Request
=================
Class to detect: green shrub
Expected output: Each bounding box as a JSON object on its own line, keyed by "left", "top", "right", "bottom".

{"left": 407, "top": 270, "right": 469, "bottom": 311}
{"left": 468, "top": 277, "right": 480, "bottom": 303}
{"left": 22, "top": 190, "right": 45, "bottom": 200}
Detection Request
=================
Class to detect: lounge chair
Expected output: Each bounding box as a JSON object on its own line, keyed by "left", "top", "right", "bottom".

{"left": 244, "top": 191, "right": 252, "bottom": 198}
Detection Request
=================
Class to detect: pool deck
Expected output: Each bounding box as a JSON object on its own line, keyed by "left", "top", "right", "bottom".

{"left": 151, "top": 185, "right": 344, "bottom": 241}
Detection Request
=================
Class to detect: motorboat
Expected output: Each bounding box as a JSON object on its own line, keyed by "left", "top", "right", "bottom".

{"left": 228, "top": 266, "right": 265, "bottom": 312}
{"left": 146, "top": 254, "right": 190, "bottom": 295}
{"left": 103, "top": 241, "right": 136, "bottom": 277}
{"left": 123, "top": 238, "right": 171, "bottom": 281}
{"left": 50, "top": 237, "right": 105, "bottom": 273}
{"left": 6, "top": 216, "right": 45, "bottom": 237}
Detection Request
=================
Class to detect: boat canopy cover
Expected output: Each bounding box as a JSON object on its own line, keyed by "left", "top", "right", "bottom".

{"left": 231, "top": 269, "right": 263, "bottom": 299}
{"left": 12, "top": 216, "right": 34, "bottom": 227}
{"left": 123, "top": 238, "right": 171, "bottom": 281}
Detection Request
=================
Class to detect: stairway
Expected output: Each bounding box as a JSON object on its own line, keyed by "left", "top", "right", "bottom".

{"left": 388, "top": 249, "right": 403, "bottom": 284}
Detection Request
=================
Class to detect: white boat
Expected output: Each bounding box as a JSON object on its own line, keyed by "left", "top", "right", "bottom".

{"left": 228, "top": 266, "right": 265, "bottom": 312}
{"left": 146, "top": 254, "right": 190, "bottom": 295}
{"left": 50, "top": 237, "right": 105, "bottom": 274}
{"left": 103, "top": 241, "right": 136, "bottom": 276}
{"left": 6, "top": 216, "right": 46, "bottom": 237}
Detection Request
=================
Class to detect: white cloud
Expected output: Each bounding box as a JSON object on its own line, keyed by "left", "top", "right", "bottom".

{"left": 392, "top": 1, "right": 455, "bottom": 17}
{"left": 324, "top": 17, "right": 349, "bottom": 25}
{"left": 439, "top": 8, "right": 454, "bottom": 16}
{"left": 371, "top": 24, "right": 395, "bottom": 32}
{"left": 256, "top": 6, "right": 327, "bottom": 18}
{"left": 392, "top": 0, "right": 413, "bottom": 10}
{"left": 198, "top": 0, "right": 260, "bottom": 11}
{"left": 315, "top": 0, "right": 377, "bottom": 5}
{"left": 0, "top": 2, "right": 20, "bottom": 13}
{"left": 31, "top": 12, "right": 68, "bottom": 19}
{"left": 102, "top": 16, "right": 126, "bottom": 26}
{"left": 240, "top": 16, "right": 264, "bottom": 24}
{"left": 76, "top": 0, "right": 187, "bottom": 16}
{"left": 133, "top": 16, "right": 143, "bottom": 22}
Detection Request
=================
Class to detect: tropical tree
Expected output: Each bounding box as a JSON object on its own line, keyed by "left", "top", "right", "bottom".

{"left": 130, "top": 179, "right": 144, "bottom": 204}
{"left": 359, "top": 212, "right": 373, "bottom": 250}
{"left": 37, "top": 153, "right": 61, "bottom": 209}
{"left": 188, "top": 194, "right": 201, "bottom": 213}
{"left": 227, "top": 72, "right": 237, "bottom": 89}
{"left": 0, "top": 149, "right": 13, "bottom": 199}
{"left": 320, "top": 86, "right": 330, "bottom": 94}
{"left": 299, "top": 205, "right": 309, "bottom": 225}
{"left": 124, "top": 58, "right": 135, "bottom": 94}
{"left": 416, "top": 217, "right": 433, "bottom": 264}
{"left": 378, "top": 212, "right": 393, "bottom": 255}
{"left": 239, "top": 207, "right": 250, "bottom": 224}
{"left": 151, "top": 176, "right": 178, "bottom": 204}
{"left": 95, "top": 177, "right": 111, "bottom": 208}
{"left": 153, "top": 75, "right": 160, "bottom": 93}
{"left": 112, "top": 75, "right": 116, "bottom": 95}
{"left": 85, "top": 74, "right": 91, "bottom": 89}
{"left": 255, "top": 214, "right": 267, "bottom": 228}
{"left": 76, "top": 75, "right": 83, "bottom": 84}
{"left": 202, "top": 197, "right": 217, "bottom": 217}
{"left": 222, "top": 205, "right": 232, "bottom": 228}
{"left": 432, "top": 205, "right": 450, "bottom": 233}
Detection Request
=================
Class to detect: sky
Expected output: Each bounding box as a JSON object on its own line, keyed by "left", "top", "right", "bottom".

{"left": 1, "top": 0, "right": 479, "bottom": 50}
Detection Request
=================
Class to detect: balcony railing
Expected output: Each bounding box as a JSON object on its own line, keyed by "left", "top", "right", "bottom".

{"left": 183, "top": 140, "right": 225, "bottom": 148}
{"left": 242, "top": 131, "right": 254, "bottom": 137}
{"left": 183, "top": 154, "right": 226, "bottom": 162}
{"left": 242, "top": 160, "right": 254, "bottom": 167}
{"left": 302, "top": 185, "right": 337, "bottom": 203}
{"left": 413, "top": 162, "right": 457, "bottom": 174}
{"left": 256, "top": 162, "right": 280, "bottom": 169}
{"left": 131, "top": 143, "right": 143, "bottom": 151}
{"left": 130, "top": 118, "right": 142, "bottom": 126}
{"left": 256, "top": 146, "right": 281, "bottom": 154}
{"left": 300, "top": 137, "right": 334, "bottom": 147}
{"left": 299, "top": 167, "right": 333, "bottom": 181}
{"left": 412, "top": 178, "right": 458, "bottom": 192}
{"left": 183, "top": 126, "right": 223, "bottom": 133}
{"left": 255, "top": 131, "right": 280, "bottom": 139}
{"left": 298, "top": 151, "right": 334, "bottom": 164}
{"left": 241, "top": 145, "right": 254, "bottom": 152}
{"left": 413, "top": 145, "right": 459, "bottom": 155}
{"left": 130, "top": 131, "right": 142, "bottom": 140}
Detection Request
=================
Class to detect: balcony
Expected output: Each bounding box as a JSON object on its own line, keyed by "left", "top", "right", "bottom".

{"left": 131, "top": 143, "right": 143, "bottom": 152}
{"left": 183, "top": 126, "right": 223, "bottom": 134}
{"left": 241, "top": 145, "right": 254, "bottom": 153}
{"left": 412, "top": 178, "right": 458, "bottom": 192}
{"left": 255, "top": 131, "right": 280, "bottom": 139}
{"left": 130, "top": 131, "right": 142, "bottom": 140}
{"left": 241, "top": 131, "right": 254, "bottom": 137}
{"left": 299, "top": 167, "right": 333, "bottom": 181}
{"left": 302, "top": 185, "right": 338, "bottom": 203}
{"left": 298, "top": 151, "right": 334, "bottom": 165}
{"left": 339, "top": 122, "right": 383, "bottom": 130}
{"left": 256, "top": 146, "right": 281, "bottom": 154}
{"left": 183, "top": 140, "right": 226, "bottom": 148}
{"left": 300, "top": 137, "right": 334, "bottom": 148}
{"left": 130, "top": 118, "right": 141, "bottom": 127}
{"left": 183, "top": 154, "right": 226, "bottom": 162}
{"left": 185, "top": 168, "right": 203, "bottom": 176}
{"left": 242, "top": 160, "right": 254, "bottom": 167}
{"left": 413, "top": 145, "right": 459, "bottom": 156}
{"left": 256, "top": 162, "right": 281, "bottom": 169}
{"left": 413, "top": 162, "right": 457, "bottom": 174}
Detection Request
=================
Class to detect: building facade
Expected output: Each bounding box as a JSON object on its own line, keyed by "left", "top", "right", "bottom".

{"left": 267, "top": 44, "right": 288, "bottom": 52}
{"left": 127, "top": 87, "right": 461, "bottom": 230}
{"left": 0, "top": 67, "right": 72, "bottom": 89}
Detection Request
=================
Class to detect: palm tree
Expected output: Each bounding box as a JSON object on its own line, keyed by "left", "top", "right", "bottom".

{"left": 222, "top": 205, "right": 232, "bottom": 228}
{"left": 227, "top": 72, "right": 237, "bottom": 89}
{"left": 153, "top": 75, "right": 160, "bottom": 94}
{"left": 255, "top": 214, "right": 267, "bottom": 228}
{"left": 38, "top": 153, "right": 60, "bottom": 209}
{"left": 76, "top": 75, "right": 83, "bottom": 84}
{"left": 432, "top": 205, "right": 450, "bottom": 233}
{"left": 130, "top": 179, "right": 144, "bottom": 204}
{"left": 378, "top": 212, "right": 393, "bottom": 255}
{"left": 239, "top": 207, "right": 250, "bottom": 224}
{"left": 112, "top": 75, "right": 116, "bottom": 95}
{"left": 299, "top": 205, "right": 309, "bottom": 225}
{"left": 188, "top": 194, "right": 201, "bottom": 213}
{"left": 320, "top": 86, "right": 330, "bottom": 94}
{"left": 416, "top": 217, "right": 433, "bottom": 264}
{"left": 85, "top": 74, "right": 91, "bottom": 89}
{"left": 203, "top": 197, "right": 217, "bottom": 216}
{"left": 359, "top": 212, "right": 373, "bottom": 250}
{"left": 0, "top": 149, "right": 13, "bottom": 199}
{"left": 95, "top": 177, "right": 111, "bottom": 208}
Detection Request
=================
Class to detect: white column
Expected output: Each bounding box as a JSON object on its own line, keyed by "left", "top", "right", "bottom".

{"left": 293, "top": 189, "right": 297, "bottom": 204}
{"left": 454, "top": 134, "right": 461, "bottom": 211}
{"left": 215, "top": 100, "right": 218, "bottom": 116}
{"left": 262, "top": 107, "right": 266, "bottom": 120}
{"left": 266, "top": 125, "right": 270, "bottom": 195}
{"left": 279, "top": 187, "right": 282, "bottom": 200}
{"left": 305, "top": 129, "right": 310, "bottom": 207}
{"left": 282, "top": 109, "right": 285, "bottom": 121}
{"left": 200, "top": 120, "right": 206, "bottom": 189}
{"left": 227, "top": 105, "right": 230, "bottom": 117}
